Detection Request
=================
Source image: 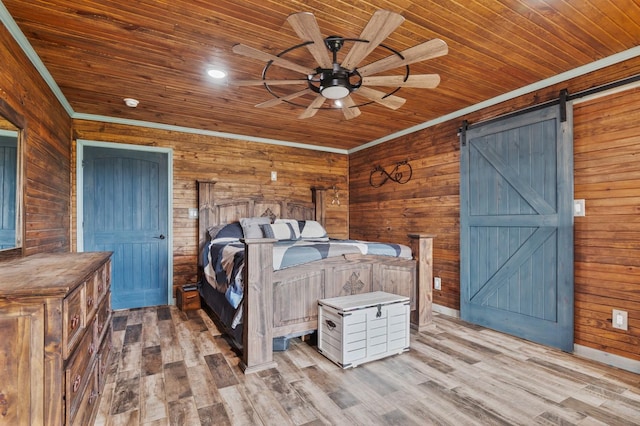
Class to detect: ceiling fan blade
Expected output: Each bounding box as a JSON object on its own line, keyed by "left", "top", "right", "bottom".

{"left": 358, "top": 39, "right": 448, "bottom": 77}
{"left": 231, "top": 79, "right": 307, "bottom": 86}
{"left": 287, "top": 12, "right": 332, "bottom": 68}
{"left": 341, "top": 10, "right": 405, "bottom": 70}
{"left": 255, "top": 88, "right": 313, "bottom": 108}
{"left": 298, "top": 95, "right": 326, "bottom": 119}
{"left": 341, "top": 95, "right": 361, "bottom": 120}
{"left": 362, "top": 74, "right": 441, "bottom": 88}
{"left": 355, "top": 86, "right": 406, "bottom": 110}
{"left": 232, "top": 44, "right": 314, "bottom": 75}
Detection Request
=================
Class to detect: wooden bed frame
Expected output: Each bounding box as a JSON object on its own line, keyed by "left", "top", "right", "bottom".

{"left": 197, "top": 180, "right": 434, "bottom": 373}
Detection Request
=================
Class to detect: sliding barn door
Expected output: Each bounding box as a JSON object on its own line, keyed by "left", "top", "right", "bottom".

{"left": 460, "top": 103, "right": 574, "bottom": 351}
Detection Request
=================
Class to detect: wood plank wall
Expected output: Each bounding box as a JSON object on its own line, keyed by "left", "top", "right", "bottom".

{"left": 0, "top": 23, "right": 72, "bottom": 260}
{"left": 573, "top": 87, "right": 640, "bottom": 362}
{"left": 349, "top": 57, "right": 640, "bottom": 361}
{"left": 71, "top": 120, "right": 349, "bottom": 296}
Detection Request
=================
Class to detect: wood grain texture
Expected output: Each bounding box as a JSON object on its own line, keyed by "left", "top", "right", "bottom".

{"left": 3, "top": 1, "right": 640, "bottom": 150}
{"left": 95, "top": 305, "right": 640, "bottom": 425}
{"left": 573, "top": 86, "right": 640, "bottom": 362}
{"left": 0, "top": 21, "right": 72, "bottom": 260}
{"left": 71, "top": 121, "right": 349, "bottom": 298}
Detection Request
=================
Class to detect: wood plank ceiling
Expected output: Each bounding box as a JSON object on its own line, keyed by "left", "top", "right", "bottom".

{"left": 3, "top": 0, "right": 640, "bottom": 151}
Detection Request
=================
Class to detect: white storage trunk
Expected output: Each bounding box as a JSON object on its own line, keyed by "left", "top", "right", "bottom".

{"left": 317, "top": 291, "right": 410, "bottom": 368}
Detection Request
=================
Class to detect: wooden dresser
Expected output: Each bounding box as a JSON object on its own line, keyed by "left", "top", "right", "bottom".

{"left": 0, "top": 251, "right": 112, "bottom": 425}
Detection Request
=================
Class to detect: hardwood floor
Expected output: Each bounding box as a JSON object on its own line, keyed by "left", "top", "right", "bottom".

{"left": 94, "top": 306, "right": 640, "bottom": 426}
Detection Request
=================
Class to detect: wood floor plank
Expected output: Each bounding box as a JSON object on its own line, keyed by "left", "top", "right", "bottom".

{"left": 142, "top": 345, "right": 163, "bottom": 376}
{"left": 158, "top": 319, "right": 182, "bottom": 365}
{"left": 164, "top": 360, "right": 193, "bottom": 402}
{"left": 186, "top": 363, "right": 223, "bottom": 408}
{"left": 142, "top": 309, "right": 161, "bottom": 348}
{"left": 120, "top": 342, "right": 142, "bottom": 373}
{"left": 261, "top": 372, "right": 319, "bottom": 424}
{"left": 217, "top": 385, "right": 263, "bottom": 425}
{"left": 167, "top": 397, "right": 200, "bottom": 426}
{"left": 241, "top": 372, "right": 293, "bottom": 425}
{"left": 111, "top": 374, "right": 140, "bottom": 415}
{"left": 198, "top": 403, "right": 232, "bottom": 426}
{"left": 140, "top": 373, "right": 167, "bottom": 424}
{"left": 204, "top": 353, "right": 239, "bottom": 389}
{"left": 95, "top": 307, "right": 640, "bottom": 426}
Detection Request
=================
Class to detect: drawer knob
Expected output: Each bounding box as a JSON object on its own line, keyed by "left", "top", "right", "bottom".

{"left": 72, "top": 375, "right": 81, "bottom": 393}
{"left": 89, "top": 390, "right": 99, "bottom": 405}
{"left": 87, "top": 297, "right": 94, "bottom": 308}
{"left": 89, "top": 343, "right": 95, "bottom": 355}
{"left": 70, "top": 314, "right": 80, "bottom": 331}
{"left": 98, "top": 284, "right": 103, "bottom": 293}
{"left": 0, "top": 392, "right": 8, "bottom": 417}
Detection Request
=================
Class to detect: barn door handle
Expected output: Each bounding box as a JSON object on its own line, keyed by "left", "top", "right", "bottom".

{"left": 154, "top": 234, "right": 166, "bottom": 240}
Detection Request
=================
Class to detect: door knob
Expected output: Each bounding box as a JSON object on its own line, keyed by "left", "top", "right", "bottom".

{"left": 154, "top": 234, "right": 166, "bottom": 240}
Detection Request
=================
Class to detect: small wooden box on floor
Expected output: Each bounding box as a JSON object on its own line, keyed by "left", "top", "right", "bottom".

{"left": 317, "top": 291, "right": 410, "bottom": 368}
{"left": 177, "top": 285, "right": 201, "bottom": 311}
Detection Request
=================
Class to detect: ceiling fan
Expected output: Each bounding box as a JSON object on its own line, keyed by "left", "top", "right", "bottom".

{"left": 230, "top": 10, "right": 448, "bottom": 120}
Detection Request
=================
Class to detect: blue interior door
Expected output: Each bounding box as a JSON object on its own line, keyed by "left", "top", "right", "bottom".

{"left": 460, "top": 104, "right": 574, "bottom": 351}
{"left": 83, "top": 146, "right": 169, "bottom": 309}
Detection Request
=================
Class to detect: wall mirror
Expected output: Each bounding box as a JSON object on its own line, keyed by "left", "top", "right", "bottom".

{"left": 0, "top": 98, "right": 24, "bottom": 260}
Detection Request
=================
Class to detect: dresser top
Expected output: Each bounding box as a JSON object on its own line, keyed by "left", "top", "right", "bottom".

{"left": 0, "top": 251, "right": 112, "bottom": 298}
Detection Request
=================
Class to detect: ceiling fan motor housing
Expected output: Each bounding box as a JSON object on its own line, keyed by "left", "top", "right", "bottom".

{"left": 312, "top": 66, "right": 362, "bottom": 99}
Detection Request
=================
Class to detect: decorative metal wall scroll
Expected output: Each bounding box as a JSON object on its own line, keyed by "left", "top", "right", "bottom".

{"left": 369, "top": 159, "right": 412, "bottom": 188}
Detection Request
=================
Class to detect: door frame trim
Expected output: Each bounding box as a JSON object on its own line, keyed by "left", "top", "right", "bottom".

{"left": 76, "top": 139, "right": 174, "bottom": 305}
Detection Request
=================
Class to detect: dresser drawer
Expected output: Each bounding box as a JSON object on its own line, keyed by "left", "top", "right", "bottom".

{"left": 70, "top": 365, "right": 99, "bottom": 426}
{"left": 65, "top": 317, "right": 96, "bottom": 420}
{"left": 63, "top": 283, "right": 85, "bottom": 359}
{"left": 96, "top": 260, "right": 111, "bottom": 303}
{"left": 94, "top": 294, "right": 111, "bottom": 342}
{"left": 97, "top": 328, "right": 113, "bottom": 390}
{"left": 85, "top": 275, "right": 98, "bottom": 323}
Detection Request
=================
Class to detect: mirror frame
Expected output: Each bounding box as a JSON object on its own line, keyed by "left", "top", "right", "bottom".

{"left": 0, "top": 97, "right": 25, "bottom": 261}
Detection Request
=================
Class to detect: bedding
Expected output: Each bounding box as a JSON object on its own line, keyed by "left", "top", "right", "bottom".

{"left": 201, "top": 220, "right": 412, "bottom": 330}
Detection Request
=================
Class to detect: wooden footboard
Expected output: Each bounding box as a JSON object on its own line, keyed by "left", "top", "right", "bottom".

{"left": 196, "top": 180, "right": 435, "bottom": 374}
{"left": 240, "top": 234, "right": 435, "bottom": 374}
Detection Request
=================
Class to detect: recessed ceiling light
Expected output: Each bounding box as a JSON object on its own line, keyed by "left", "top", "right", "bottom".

{"left": 207, "top": 69, "right": 227, "bottom": 79}
{"left": 123, "top": 98, "right": 139, "bottom": 108}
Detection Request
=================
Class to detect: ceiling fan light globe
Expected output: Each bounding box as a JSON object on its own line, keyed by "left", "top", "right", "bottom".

{"left": 321, "top": 85, "right": 350, "bottom": 99}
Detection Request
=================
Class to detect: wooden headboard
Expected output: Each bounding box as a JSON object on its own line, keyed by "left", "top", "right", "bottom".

{"left": 197, "top": 180, "right": 327, "bottom": 257}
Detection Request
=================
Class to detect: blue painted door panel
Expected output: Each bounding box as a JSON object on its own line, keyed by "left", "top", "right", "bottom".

{"left": 460, "top": 104, "right": 574, "bottom": 351}
{"left": 83, "top": 147, "right": 168, "bottom": 309}
{"left": 0, "top": 136, "right": 17, "bottom": 249}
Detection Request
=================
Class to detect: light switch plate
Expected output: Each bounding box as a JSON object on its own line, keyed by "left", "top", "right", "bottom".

{"left": 188, "top": 207, "right": 198, "bottom": 219}
{"left": 574, "top": 199, "right": 585, "bottom": 217}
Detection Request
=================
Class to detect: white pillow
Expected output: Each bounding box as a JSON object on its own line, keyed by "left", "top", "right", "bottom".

{"left": 240, "top": 216, "right": 271, "bottom": 239}
{"left": 260, "top": 223, "right": 298, "bottom": 240}
{"left": 274, "top": 218, "right": 301, "bottom": 239}
{"left": 300, "top": 220, "right": 329, "bottom": 241}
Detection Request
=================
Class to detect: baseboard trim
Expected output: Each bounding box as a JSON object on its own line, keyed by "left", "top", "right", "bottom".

{"left": 432, "top": 303, "right": 460, "bottom": 318}
{"left": 573, "top": 344, "right": 640, "bottom": 374}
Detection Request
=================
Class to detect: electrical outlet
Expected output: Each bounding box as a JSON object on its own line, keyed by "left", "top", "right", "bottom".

{"left": 188, "top": 207, "right": 198, "bottom": 219}
{"left": 434, "top": 277, "right": 442, "bottom": 290}
{"left": 612, "top": 309, "right": 628, "bottom": 331}
{"left": 271, "top": 171, "right": 277, "bottom": 181}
